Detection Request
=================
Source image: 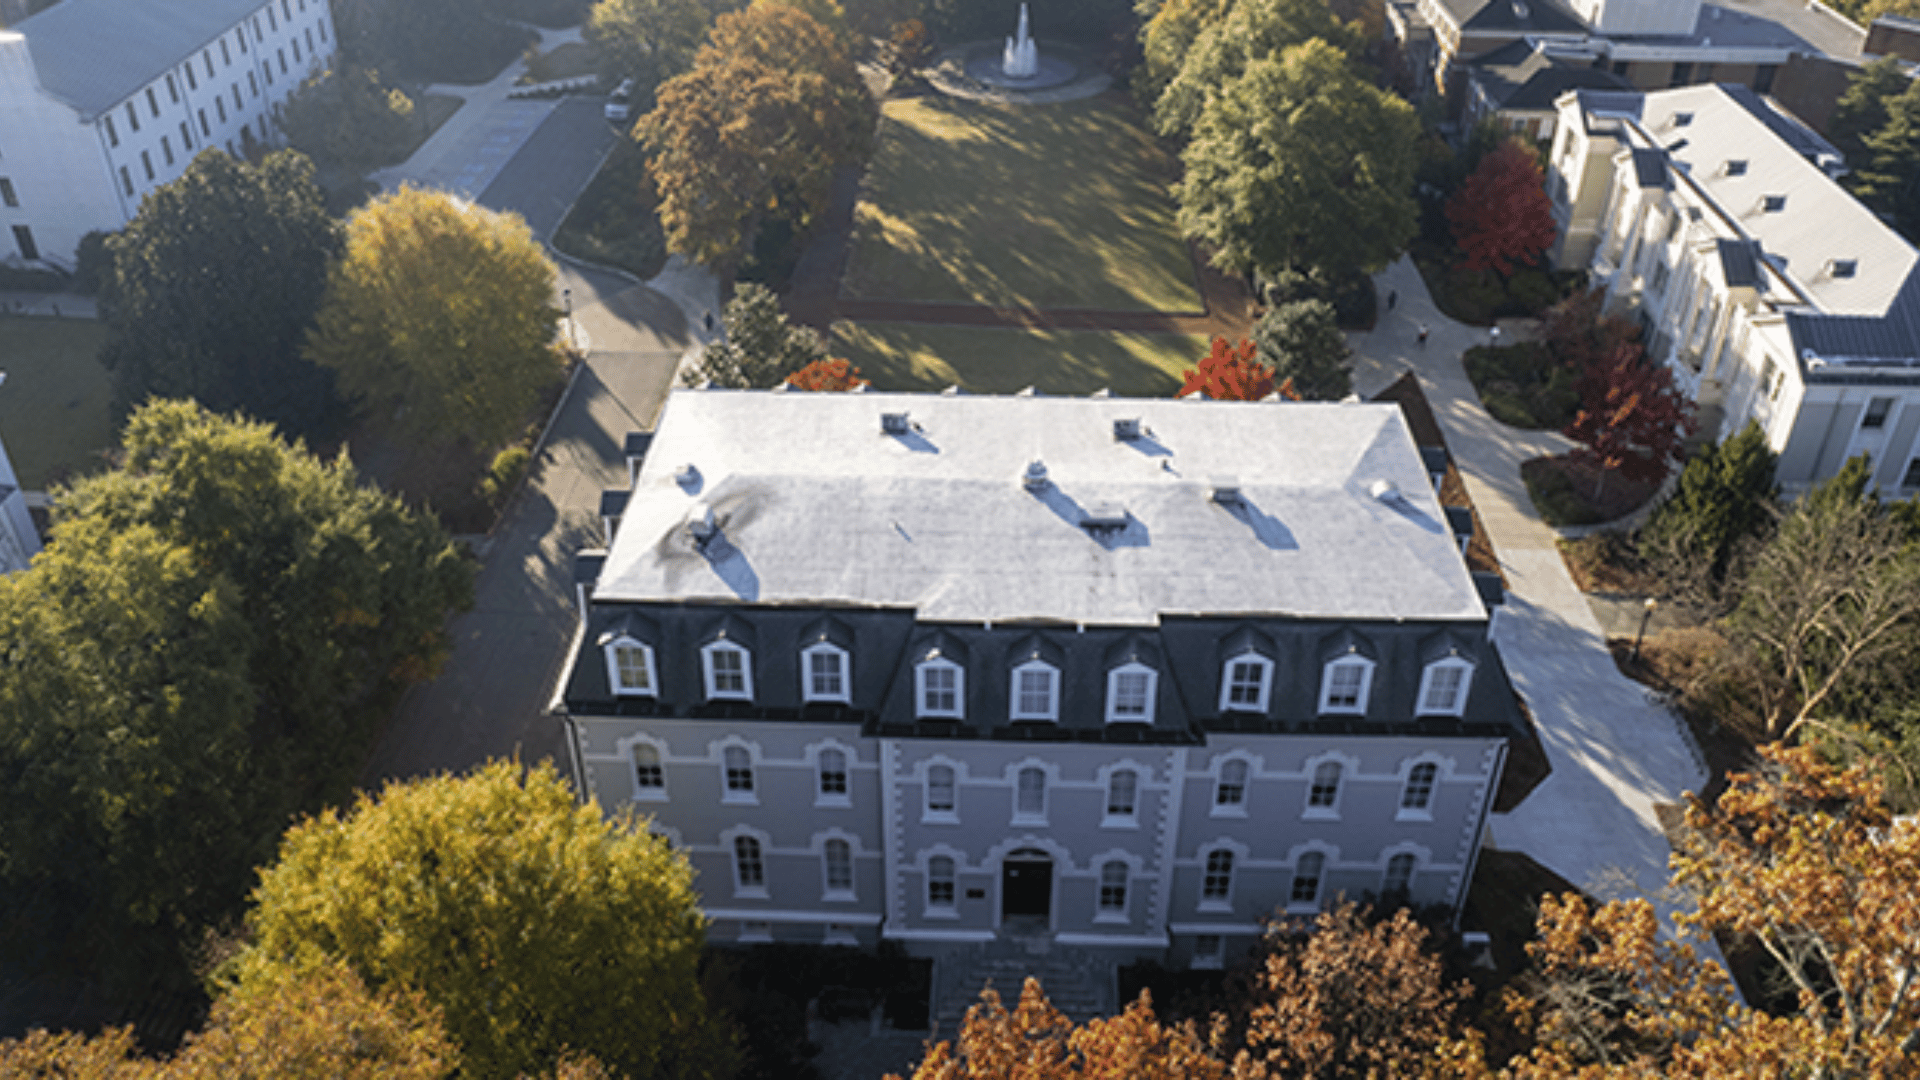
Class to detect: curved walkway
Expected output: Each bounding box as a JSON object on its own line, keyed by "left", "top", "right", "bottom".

{"left": 1349, "top": 259, "right": 1711, "bottom": 924}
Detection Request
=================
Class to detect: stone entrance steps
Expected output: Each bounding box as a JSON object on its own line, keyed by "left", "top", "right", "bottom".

{"left": 932, "top": 928, "right": 1115, "bottom": 1030}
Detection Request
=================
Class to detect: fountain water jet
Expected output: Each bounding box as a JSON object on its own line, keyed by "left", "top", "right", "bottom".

{"left": 1003, "top": 3, "right": 1038, "bottom": 78}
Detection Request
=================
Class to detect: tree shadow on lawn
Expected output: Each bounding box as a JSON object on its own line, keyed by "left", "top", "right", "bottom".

{"left": 834, "top": 323, "right": 1195, "bottom": 396}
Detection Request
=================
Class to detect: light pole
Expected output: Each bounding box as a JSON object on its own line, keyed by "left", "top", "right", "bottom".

{"left": 1631, "top": 596, "right": 1657, "bottom": 664}
{"left": 563, "top": 287, "right": 576, "bottom": 352}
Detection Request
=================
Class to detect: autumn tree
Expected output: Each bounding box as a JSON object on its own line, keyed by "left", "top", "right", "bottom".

{"left": 305, "top": 186, "right": 563, "bottom": 448}
{"left": 99, "top": 150, "right": 341, "bottom": 439}
{"left": 786, "top": 357, "right": 870, "bottom": 390}
{"left": 886, "top": 18, "right": 937, "bottom": 84}
{"left": 1446, "top": 140, "right": 1558, "bottom": 278}
{"left": 683, "top": 282, "right": 829, "bottom": 388}
{"left": 230, "top": 761, "right": 729, "bottom": 1080}
{"left": 1177, "top": 39, "right": 1420, "bottom": 280}
{"left": 640, "top": 5, "right": 875, "bottom": 273}
{"left": 1561, "top": 343, "right": 1694, "bottom": 500}
{"left": 887, "top": 978, "right": 1226, "bottom": 1080}
{"left": 1179, "top": 337, "right": 1275, "bottom": 400}
{"left": 1252, "top": 298, "right": 1352, "bottom": 401}
{"left": 586, "top": 0, "right": 725, "bottom": 100}
{"left": 1728, "top": 455, "right": 1920, "bottom": 741}
{"left": 1150, "top": 0, "right": 1356, "bottom": 139}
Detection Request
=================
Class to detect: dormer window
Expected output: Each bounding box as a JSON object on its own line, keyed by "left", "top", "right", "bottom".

{"left": 802, "top": 642, "right": 850, "bottom": 703}
{"left": 1725, "top": 159, "right": 1747, "bottom": 176}
{"left": 1763, "top": 194, "right": 1786, "bottom": 213}
{"left": 1319, "top": 656, "right": 1375, "bottom": 715}
{"left": 1671, "top": 111, "right": 1693, "bottom": 127}
{"left": 603, "top": 636, "right": 657, "bottom": 697}
{"left": 917, "top": 657, "right": 964, "bottom": 719}
{"left": 702, "top": 641, "right": 753, "bottom": 701}
{"left": 1219, "top": 652, "right": 1273, "bottom": 713}
{"left": 1106, "top": 662, "right": 1156, "bottom": 724}
{"left": 1832, "top": 259, "right": 1858, "bottom": 279}
{"left": 1417, "top": 657, "right": 1475, "bottom": 717}
{"left": 1010, "top": 660, "right": 1059, "bottom": 721}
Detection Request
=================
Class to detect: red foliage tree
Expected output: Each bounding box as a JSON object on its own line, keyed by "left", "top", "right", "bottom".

{"left": 1179, "top": 337, "right": 1277, "bottom": 400}
{"left": 1446, "top": 140, "right": 1559, "bottom": 277}
{"left": 785, "top": 357, "right": 870, "bottom": 391}
{"left": 1563, "top": 342, "right": 1696, "bottom": 499}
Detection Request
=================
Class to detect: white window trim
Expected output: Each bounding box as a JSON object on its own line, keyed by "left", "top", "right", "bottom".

{"left": 1318, "top": 655, "right": 1375, "bottom": 715}
{"left": 1287, "top": 846, "right": 1334, "bottom": 915}
{"left": 1210, "top": 755, "right": 1253, "bottom": 819}
{"left": 1382, "top": 851, "right": 1419, "bottom": 899}
{"left": 1302, "top": 755, "right": 1349, "bottom": 822}
{"left": 1396, "top": 758, "right": 1444, "bottom": 822}
{"left": 801, "top": 642, "right": 851, "bottom": 704}
{"left": 701, "top": 640, "right": 754, "bottom": 701}
{"left": 624, "top": 735, "right": 669, "bottom": 803}
{"left": 1102, "top": 767, "right": 1140, "bottom": 829}
{"left": 719, "top": 740, "right": 759, "bottom": 806}
{"left": 820, "top": 837, "right": 856, "bottom": 902}
{"left": 922, "top": 760, "right": 960, "bottom": 824}
{"left": 1416, "top": 657, "right": 1475, "bottom": 717}
{"left": 603, "top": 635, "right": 658, "bottom": 698}
{"left": 813, "top": 745, "right": 853, "bottom": 809}
{"left": 1009, "top": 659, "right": 1060, "bottom": 721}
{"left": 727, "top": 828, "right": 770, "bottom": 899}
{"left": 1012, "top": 764, "right": 1049, "bottom": 826}
{"left": 923, "top": 850, "right": 961, "bottom": 919}
{"left": 1094, "top": 860, "right": 1131, "bottom": 924}
{"left": 1105, "top": 662, "right": 1157, "bottom": 724}
{"left": 915, "top": 657, "right": 965, "bottom": 719}
{"left": 1191, "top": 933, "right": 1225, "bottom": 970}
{"left": 1198, "top": 845, "right": 1238, "bottom": 913}
{"left": 1217, "top": 651, "right": 1273, "bottom": 713}
{"left": 738, "top": 919, "right": 773, "bottom": 943}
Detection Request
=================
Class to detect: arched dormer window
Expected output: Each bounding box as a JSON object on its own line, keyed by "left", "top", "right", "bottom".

{"left": 1417, "top": 656, "right": 1475, "bottom": 717}
{"left": 802, "top": 642, "right": 851, "bottom": 703}
{"left": 1319, "top": 652, "right": 1375, "bottom": 715}
{"left": 1219, "top": 652, "right": 1273, "bottom": 713}
{"left": 702, "top": 640, "right": 753, "bottom": 701}
{"left": 1106, "top": 662, "right": 1157, "bottom": 724}
{"left": 598, "top": 615, "right": 660, "bottom": 698}
{"left": 917, "top": 656, "right": 965, "bottom": 719}
{"left": 1010, "top": 660, "right": 1059, "bottom": 721}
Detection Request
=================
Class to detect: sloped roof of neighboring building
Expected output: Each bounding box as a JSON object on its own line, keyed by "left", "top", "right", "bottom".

{"left": 18, "top": 0, "right": 266, "bottom": 118}
{"left": 594, "top": 391, "right": 1488, "bottom": 627}
{"left": 1436, "top": 0, "right": 1586, "bottom": 35}
{"left": 1472, "top": 39, "right": 1634, "bottom": 110}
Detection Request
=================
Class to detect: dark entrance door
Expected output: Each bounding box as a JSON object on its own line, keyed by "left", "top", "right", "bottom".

{"left": 1001, "top": 850, "right": 1052, "bottom": 919}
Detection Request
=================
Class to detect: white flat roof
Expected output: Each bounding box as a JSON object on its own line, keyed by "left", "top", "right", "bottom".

{"left": 595, "top": 391, "right": 1487, "bottom": 627}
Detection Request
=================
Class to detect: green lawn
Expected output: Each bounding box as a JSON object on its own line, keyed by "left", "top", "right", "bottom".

{"left": 842, "top": 95, "right": 1201, "bottom": 313}
{"left": 0, "top": 317, "right": 114, "bottom": 489}
{"left": 831, "top": 322, "right": 1208, "bottom": 396}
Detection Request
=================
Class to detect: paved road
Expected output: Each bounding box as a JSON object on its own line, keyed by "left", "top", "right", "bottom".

{"left": 479, "top": 98, "right": 617, "bottom": 241}
{"left": 1348, "top": 260, "right": 1712, "bottom": 926}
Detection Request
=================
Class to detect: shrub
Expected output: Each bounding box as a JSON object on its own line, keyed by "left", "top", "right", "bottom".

{"left": 71, "top": 230, "right": 112, "bottom": 295}
{"left": 1463, "top": 342, "right": 1578, "bottom": 429}
{"left": 1505, "top": 267, "right": 1560, "bottom": 314}
{"left": 1523, "top": 456, "right": 1604, "bottom": 526}
{"left": 480, "top": 445, "right": 532, "bottom": 505}
{"left": 1260, "top": 266, "right": 1377, "bottom": 329}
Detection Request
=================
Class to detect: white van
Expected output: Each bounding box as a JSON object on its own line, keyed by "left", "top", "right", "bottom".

{"left": 605, "top": 78, "right": 635, "bottom": 123}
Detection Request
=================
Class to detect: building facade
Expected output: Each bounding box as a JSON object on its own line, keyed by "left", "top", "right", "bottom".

{"left": 1547, "top": 83, "right": 1920, "bottom": 493}
{"left": 555, "top": 391, "right": 1525, "bottom": 983}
{"left": 0, "top": 0, "right": 334, "bottom": 267}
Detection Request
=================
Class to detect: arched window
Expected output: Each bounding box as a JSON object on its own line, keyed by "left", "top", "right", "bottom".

{"left": 1306, "top": 760, "right": 1343, "bottom": 817}
{"left": 1290, "top": 851, "right": 1325, "bottom": 908}
{"left": 917, "top": 658, "right": 964, "bottom": 718}
{"left": 926, "top": 764, "right": 957, "bottom": 819}
{"left": 1105, "top": 769, "right": 1138, "bottom": 822}
{"left": 927, "top": 856, "right": 956, "bottom": 910}
{"left": 733, "top": 836, "right": 765, "bottom": 893}
{"left": 1014, "top": 766, "right": 1047, "bottom": 823}
{"left": 605, "top": 637, "right": 657, "bottom": 697}
{"left": 630, "top": 742, "right": 665, "bottom": 799}
{"left": 702, "top": 641, "right": 753, "bottom": 700}
{"left": 1106, "top": 662, "right": 1157, "bottom": 723}
{"left": 1011, "top": 660, "right": 1059, "bottom": 721}
{"left": 722, "top": 745, "right": 756, "bottom": 803}
{"left": 1382, "top": 853, "right": 1416, "bottom": 901}
{"left": 1319, "top": 656, "right": 1375, "bottom": 714}
{"left": 1219, "top": 653, "right": 1273, "bottom": 713}
{"left": 817, "top": 748, "right": 849, "bottom": 806}
{"left": 823, "top": 839, "right": 854, "bottom": 898}
{"left": 1214, "top": 759, "right": 1249, "bottom": 814}
{"left": 1400, "top": 762, "right": 1438, "bottom": 815}
{"left": 803, "top": 643, "right": 851, "bottom": 703}
{"left": 1201, "top": 849, "right": 1234, "bottom": 905}
{"left": 1417, "top": 658, "right": 1475, "bottom": 716}
{"left": 1098, "top": 861, "right": 1129, "bottom": 915}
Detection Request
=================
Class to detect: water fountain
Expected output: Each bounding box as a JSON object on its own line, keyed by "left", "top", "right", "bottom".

{"left": 1003, "top": 3, "right": 1038, "bottom": 79}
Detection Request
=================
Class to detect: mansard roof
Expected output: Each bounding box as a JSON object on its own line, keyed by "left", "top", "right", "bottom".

{"left": 594, "top": 391, "right": 1487, "bottom": 627}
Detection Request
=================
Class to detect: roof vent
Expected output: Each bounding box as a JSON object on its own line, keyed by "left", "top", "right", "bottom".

{"left": 1725, "top": 159, "right": 1748, "bottom": 176}
{"left": 1671, "top": 111, "right": 1694, "bottom": 128}
{"left": 687, "top": 502, "right": 717, "bottom": 546}
{"left": 1762, "top": 194, "right": 1787, "bottom": 213}
{"left": 881, "top": 411, "right": 911, "bottom": 435}
{"left": 1023, "top": 460, "right": 1050, "bottom": 490}
{"left": 1211, "top": 477, "right": 1243, "bottom": 506}
{"left": 1113, "top": 417, "right": 1142, "bottom": 440}
{"left": 1829, "top": 259, "right": 1858, "bottom": 279}
{"left": 1082, "top": 502, "right": 1128, "bottom": 533}
{"left": 1369, "top": 478, "right": 1403, "bottom": 504}
{"left": 674, "top": 463, "right": 701, "bottom": 488}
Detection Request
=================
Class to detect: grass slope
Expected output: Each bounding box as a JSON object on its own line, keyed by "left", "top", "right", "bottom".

{"left": 833, "top": 322, "right": 1207, "bottom": 396}
{"left": 842, "top": 94, "right": 1201, "bottom": 313}
{"left": 0, "top": 317, "right": 113, "bottom": 489}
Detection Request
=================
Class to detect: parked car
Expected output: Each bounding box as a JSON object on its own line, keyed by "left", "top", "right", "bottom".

{"left": 605, "top": 78, "right": 634, "bottom": 123}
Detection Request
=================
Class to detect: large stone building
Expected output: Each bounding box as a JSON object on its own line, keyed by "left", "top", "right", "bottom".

{"left": 554, "top": 389, "right": 1527, "bottom": 1011}
{"left": 0, "top": 0, "right": 334, "bottom": 267}
{"left": 1547, "top": 82, "right": 1920, "bottom": 493}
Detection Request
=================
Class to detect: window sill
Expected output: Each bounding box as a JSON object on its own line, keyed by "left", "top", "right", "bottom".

{"left": 631, "top": 788, "right": 669, "bottom": 803}
{"left": 1209, "top": 806, "right": 1248, "bottom": 819}
{"left": 1100, "top": 816, "right": 1140, "bottom": 830}
{"left": 1302, "top": 808, "right": 1339, "bottom": 822}
{"left": 734, "top": 887, "right": 769, "bottom": 900}
{"left": 1395, "top": 808, "right": 1434, "bottom": 823}
{"left": 1105, "top": 715, "right": 1153, "bottom": 726}
{"left": 722, "top": 793, "right": 760, "bottom": 807}
{"left": 708, "top": 693, "right": 753, "bottom": 704}
{"left": 612, "top": 690, "right": 658, "bottom": 700}
{"left": 922, "top": 907, "right": 959, "bottom": 920}
{"left": 814, "top": 796, "right": 853, "bottom": 810}
{"left": 1285, "top": 902, "right": 1321, "bottom": 917}
{"left": 917, "top": 710, "right": 964, "bottom": 721}
{"left": 1011, "top": 814, "right": 1048, "bottom": 828}
{"left": 822, "top": 890, "right": 857, "bottom": 904}
{"left": 804, "top": 695, "right": 851, "bottom": 706}
{"left": 1197, "top": 899, "right": 1232, "bottom": 914}
{"left": 1190, "top": 955, "right": 1224, "bottom": 970}
{"left": 922, "top": 812, "right": 960, "bottom": 826}
{"left": 1093, "top": 911, "right": 1130, "bottom": 926}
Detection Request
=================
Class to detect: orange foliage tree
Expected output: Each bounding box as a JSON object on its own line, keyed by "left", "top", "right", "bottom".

{"left": 785, "top": 357, "right": 870, "bottom": 391}
{"left": 1562, "top": 342, "right": 1694, "bottom": 498}
{"left": 1446, "top": 140, "right": 1559, "bottom": 278}
{"left": 1179, "top": 337, "right": 1295, "bottom": 401}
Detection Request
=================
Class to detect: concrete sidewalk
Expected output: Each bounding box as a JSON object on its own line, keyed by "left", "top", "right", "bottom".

{"left": 1349, "top": 259, "right": 1711, "bottom": 919}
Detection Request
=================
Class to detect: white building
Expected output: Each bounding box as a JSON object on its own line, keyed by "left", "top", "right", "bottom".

{"left": 0, "top": 0, "right": 335, "bottom": 268}
{"left": 0, "top": 425, "right": 38, "bottom": 574}
{"left": 1547, "top": 83, "right": 1920, "bottom": 493}
{"left": 555, "top": 390, "right": 1527, "bottom": 1019}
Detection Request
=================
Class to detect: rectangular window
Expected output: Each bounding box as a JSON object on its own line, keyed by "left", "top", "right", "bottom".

{"left": 105, "top": 114, "right": 119, "bottom": 146}
{"left": 734, "top": 836, "right": 764, "bottom": 889}
{"left": 919, "top": 663, "right": 960, "bottom": 716}
{"left": 1904, "top": 458, "right": 1920, "bottom": 490}
{"left": 1106, "top": 770, "right": 1137, "bottom": 819}
{"left": 817, "top": 748, "right": 848, "bottom": 798}
{"left": 185, "top": 65, "right": 197, "bottom": 91}
{"left": 724, "top": 746, "right": 754, "bottom": 795}
{"left": 0, "top": 178, "right": 15, "bottom": 208}
{"left": 318, "top": 19, "right": 327, "bottom": 42}
{"left": 237, "top": 28, "right": 247, "bottom": 53}
{"left": 1401, "top": 763, "right": 1438, "bottom": 813}
{"left": 268, "top": 5, "right": 278, "bottom": 30}
{"left": 1098, "top": 862, "right": 1128, "bottom": 913}
{"left": 707, "top": 646, "right": 748, "bottom": 697}
{"left": 1013, "top": 665, "right": 1057, "bottom": 720}
{"left": 217, "top": 97, "right": 228, "bottom": 124}
{"left": 1863, "top": 397, "right": 1894, "bottom": 430}
{"left": 248, "top": 71, "right": 258, "bottom": 98}
{"left": 233, "top": 85, "right": 243, "bottom": 111}
{"left": 166, "top": 74, "right": 179, "bottom": 102}
{"left": 1420, "top": 664, "right": 1468, "bottom": 714}
{"left": 292, "top": 38, "right": 301, "bottom": 63}
{"left": 278, "top": 49, "right": 288, "bottom": 75}
{"left": 1193, "top": 935, "right": 1224, "bottom": 969}
{"left": 265, "top": 60, "right": 274, "bottom": 86}
{"left": 824, "top": 840, "right": 853, "bottom": 894}
{"left": 253, "top": 15, "right": 263, "bottom": 41}
{"left": 926, "top": 765, "right": 956, "bottom": 815}
{"left": 198, "top": 110, "right": 210, "bottom": 138}
{"left": 160, "top": 135, "right": 174, "bottom": 167}
{"left": 306, "top": 27, "right": 315, "bottom": 50}
{"left": 1110, "top": 669, "right": 1152, "bottom": 721}
{"left": 1215, "top": 760, "right": 1247, "bottom": 809}
{"left": 807, "top": 649, "right": 846, "bottom": 701}
{"left": 612, "top": 643, "right": 653, "bottom": 694}
{"left": 1015, "top": 767, "right": 1046, "bottom": 819}
{"left": 1323, "top": 662, "right": 1367, "bottom": 711}
{"left": 1202, "top": 850, "right": 1233, "bottom": 902}
{"left": 146, "top": 88, "right": 160, "bottom": 118}
{"left": 223, "top": 38, "right": 233, "bottom": 63}
{"left": 927, "top": 857, "right": 956, "bottom": 909}
{"left": 119, "top": 165, "right": 134, "bottom": 196}
{"left": 126, "top": 102, "right": 140, "bottom": 133}
{"left": 1225, "top": 659, "right": 1265, "bottom": 708}
{"left": 1290, "top": 852, "right": 1325, "bottom": 906}
{"left": 11, "top": 225, "right": 38, "bottom": 262}
{"left": 206, "top": 50, "right": 216, "bottom": 77}
{"left": 179, "top": 120, "right": 191, "bottom": 150}
{"left": 1307, "top": 761, "right": 1342, "bottom": 811}
{"left": 140, "top": 150, "right": 154, "bottom": 181}
{"left": 630, "top": 744, "right": 664, "bottom": 790}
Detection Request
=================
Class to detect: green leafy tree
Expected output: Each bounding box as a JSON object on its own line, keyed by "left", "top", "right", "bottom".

{"left": 585, "top": 0, "right": 725, "bottom": 102}
{"left": 231, "top": 761, "right": 729, "bottom": 1080}
{"left": 683, "top": 282, "right": 828, "bottom": 387}
{"left": 1851, "top": 79, "right": 1920, "bottom": 244}
{"left": 639, "top": 4, "right": 875, "bottom": 273}
{"left": 305, "top": 186, "right": 563, "bottom": 448}
{"left": 98, "top": 150, "right": 341, "bottom": 439}
{"left": 1252, "top": 298, "right": 1352, "bottom": 401}
{"left": 1176, "top": 39, "right": 1419, "bottom": 280}
{"left": 1150, "top": 0, "right": 1356, "bottom": 138}
{"left": 276, "top": 66, "right": 417, "bottom": 173}
{"left": 1639, "top": 421, "right": 1778, "bottom": 601}
{"left": 1829, "top": 55, "right": 1911, "bottom": 163}
{"left": 0, "top": 402, "right": 471, "bottom": 986}
{"left": 1136, "top": 0, "right": 1231, "bottom": 111}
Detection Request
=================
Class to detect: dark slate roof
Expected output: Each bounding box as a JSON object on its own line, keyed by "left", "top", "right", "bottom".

{"left": 1789, "top": 268, "right": 1920, "bottom": 368}
{"left": 1439, "top": 0, "right": 1586, "bottom": 34}
{"left": 1472, "top": 41, "right": 1635, "bottom": 110}
{"left": 1631, "top": 148, "right": 1672, "bottom": 189}
{"left": 1718, "top": 239, "right": 1763, "bottom": 287}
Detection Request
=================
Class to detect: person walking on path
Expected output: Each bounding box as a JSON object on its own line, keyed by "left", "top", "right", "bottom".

{"left": 1490, "top": 325, "right": 1502, "bottom": 347}
{"left": 1417, "top": 323, "right": 1429, "bottom": 345}
{"left": 1387, "top": 289, "right": 1397, "bottom": 311}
